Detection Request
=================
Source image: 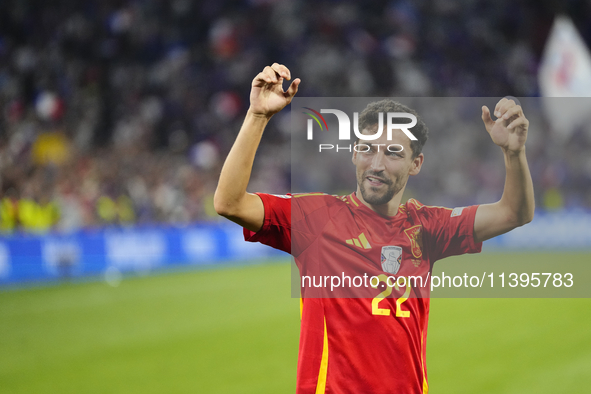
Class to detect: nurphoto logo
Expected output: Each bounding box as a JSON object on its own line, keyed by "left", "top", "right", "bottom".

{"left": 302, "top": 107, "right": 418, "bottom": 152}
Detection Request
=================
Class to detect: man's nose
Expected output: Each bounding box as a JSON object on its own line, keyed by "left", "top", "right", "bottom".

{"left": 370, "top": 152, "right": 386, "bottom": 171}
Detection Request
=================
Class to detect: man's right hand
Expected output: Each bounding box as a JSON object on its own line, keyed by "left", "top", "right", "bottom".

{"left": 249, "top": 63, "right": 300, "bottom": 118}
{"left": 215, "top": 63, "right": 299, "bottom": 232}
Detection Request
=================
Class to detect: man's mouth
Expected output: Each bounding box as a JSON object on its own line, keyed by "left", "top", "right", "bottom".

{"left": 366, "top": 176, "right": 387, "bottom": 186}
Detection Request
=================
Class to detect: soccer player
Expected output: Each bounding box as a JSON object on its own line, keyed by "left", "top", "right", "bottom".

{"left": 214, "top": 63, "right": 534, "bottom": 393}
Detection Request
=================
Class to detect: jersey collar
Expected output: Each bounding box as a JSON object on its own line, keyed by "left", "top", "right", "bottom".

{"left": 349, "top": 192, "right": 407, "bottom": 221}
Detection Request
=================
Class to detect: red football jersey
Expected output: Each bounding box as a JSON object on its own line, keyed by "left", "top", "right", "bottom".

{"left": 244, "top": 192, "right": 482, "bottom": 394}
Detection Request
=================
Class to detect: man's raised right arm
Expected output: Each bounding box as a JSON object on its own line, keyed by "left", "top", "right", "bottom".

{"left": 213, "top": 63, "right": 300, "bottom": 232}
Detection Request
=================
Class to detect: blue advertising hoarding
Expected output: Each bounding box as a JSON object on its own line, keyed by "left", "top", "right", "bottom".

{"left": 0, "top": 222, "right": 287, "bottom": 285}
{"left": 0, "top": 211, "right": 589, "bottom": 286}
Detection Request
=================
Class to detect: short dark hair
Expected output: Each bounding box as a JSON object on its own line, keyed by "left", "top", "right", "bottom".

{"left": 357, "top": 100, "right": 428, "bottom": 158}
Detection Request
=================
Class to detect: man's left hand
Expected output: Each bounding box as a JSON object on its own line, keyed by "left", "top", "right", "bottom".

{"left": 481, "top": 98, "right": 529, "bottom": 154}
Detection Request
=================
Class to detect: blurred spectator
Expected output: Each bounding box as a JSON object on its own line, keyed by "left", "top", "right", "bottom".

{"left": 0, "top": 187, "right": 19, "bottom": 233}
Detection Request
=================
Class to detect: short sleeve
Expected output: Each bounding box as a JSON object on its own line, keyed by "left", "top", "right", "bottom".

{"left": 243, "top": 193, "right": 291, "bottom": 253}
{"left": 424, "top": 204, "right": 482, "bottom": 262}
{"left": 291, "top": 194, "right": 334, "bottom": 258}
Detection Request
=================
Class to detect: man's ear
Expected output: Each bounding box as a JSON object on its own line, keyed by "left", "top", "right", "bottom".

{"left": 409, "top": 153, "right": 424, "bottom": 176}
{"left": 352, "top": 142, "right": 358, "bottom": 165}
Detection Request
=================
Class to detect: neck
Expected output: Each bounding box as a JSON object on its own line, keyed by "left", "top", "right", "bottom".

{"left": 355, "top": 186, "right": 405, "bottom": 217}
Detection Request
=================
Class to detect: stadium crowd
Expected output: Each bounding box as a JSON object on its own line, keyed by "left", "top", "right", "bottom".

{"left": 0, "top": 0, "right": 590, "bottom": 233}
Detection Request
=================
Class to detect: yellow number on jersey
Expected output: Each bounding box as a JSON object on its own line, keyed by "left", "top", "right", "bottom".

{"left": 371, "top": 274, "right": 393, "bottom": 316}
{"left": 371, "top": 274, "right": 411, "bottom": 318}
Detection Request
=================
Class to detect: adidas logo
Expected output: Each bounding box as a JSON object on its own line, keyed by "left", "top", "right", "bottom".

{"left": 345, "top": 232, "right": 371, "bottom": 249}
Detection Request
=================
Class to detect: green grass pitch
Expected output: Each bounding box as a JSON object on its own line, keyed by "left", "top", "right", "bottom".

{"left": 1, "top": 253, "right": 590, "bottom": 393}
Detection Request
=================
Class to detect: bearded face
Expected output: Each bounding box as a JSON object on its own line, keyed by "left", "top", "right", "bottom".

{"left": 357, "top": 166, "right": 409, "bottom": 206}
{"left": 352, "top": 127, "right": 421, "bottom": 209}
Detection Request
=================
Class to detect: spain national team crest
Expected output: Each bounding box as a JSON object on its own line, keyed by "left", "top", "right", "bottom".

{"left": 381, "top": 246, "right": 402, "bottom": 275}
{"left": 404, "top": 225, "right": 423, "bottom": 258}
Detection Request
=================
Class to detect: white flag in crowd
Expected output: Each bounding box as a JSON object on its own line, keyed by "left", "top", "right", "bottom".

{"left": 538, "top": 16, "right": 591, "bottom": 140}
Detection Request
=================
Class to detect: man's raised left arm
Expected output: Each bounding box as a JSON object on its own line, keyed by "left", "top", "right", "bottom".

{"left": 473, "top": 97, "right": 535, "bottom": 243}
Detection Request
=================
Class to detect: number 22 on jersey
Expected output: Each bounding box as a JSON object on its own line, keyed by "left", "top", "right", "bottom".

{"left": 371, "top": 274, "right": 411, "bottom": 317}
